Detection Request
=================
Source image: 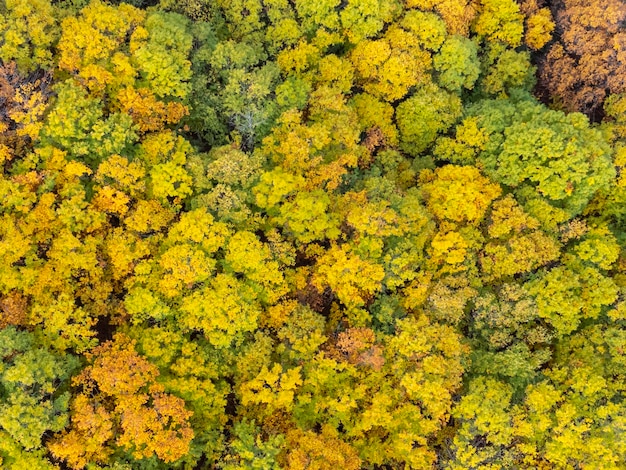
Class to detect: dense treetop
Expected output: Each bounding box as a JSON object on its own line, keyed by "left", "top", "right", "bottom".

{"left": 1, "top": 0, "right": 626, "bottom": 468}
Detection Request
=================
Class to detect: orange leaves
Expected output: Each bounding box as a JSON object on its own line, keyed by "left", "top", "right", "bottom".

{"left": 86, "top": 334, "right": 159, "bottom": 396}
{"left": 50, "top": 334, "right": 194, "bottom": 467}
{"left": 0, "top": 293, "right": 28, "bottom": 329}
{"left": 47, "top": 393, "right": 114, "bottom": 469}
{"left": 117, "top": 391, "right": 194, "bottom": 463}
{"left": 335, "top": 327, "right": 385, "bottom": 370}
{"left": 115, "top": 87, "right": 189, "bottom": 133}
{"left": 539, "top": 0, "right": 626, "bottom": 116}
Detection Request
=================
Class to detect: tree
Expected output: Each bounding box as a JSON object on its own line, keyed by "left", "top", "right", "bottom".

{"left": 433, "top": 35, "right": 480, "bottom": 92}
{"left": 420, "top": 164, "right": 501, "bottom": 226}
{"left": 312, "top": 243, "right": 385, "bottom": 314}
{"left": 471, "top": 0, "right": 524, "bottom": 47}
{"left": 520, "top": 1, "right": 555, "bottom": 51}
{"left": 458, "top": 93, "right": 615, "bottom": 218}
{"left": 395, "top": 83, "right": 462, "bottom": 156}
{"left": 349, "top": 19, "right": 433, "bottom": 102}
{"left": 49, "top": 334, "right": 194, "bottom": 467}
{"left": 538, "top": 0, "right": 626, "bottom": 118}
{"left": 0, "top": 0, "right": 59, "bottom": 72}
{"left": 480, "top": 195, "right": 561, "bottom": 281}
{"left": 525, "top": 264, "right": 618, "bottom": 336}
{"left": 41, "top": 80, "right": 137, "bottom": 166}
{"left": 0, "top": 327, "right": 78, "bottom": 451}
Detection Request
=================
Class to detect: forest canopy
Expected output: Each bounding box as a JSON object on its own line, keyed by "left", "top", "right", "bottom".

{"left": 1, "top": 0, "right": 626, "bottom": 468}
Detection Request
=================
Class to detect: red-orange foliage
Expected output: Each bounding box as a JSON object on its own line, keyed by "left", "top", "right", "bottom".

{"left": 538, "top": 0, "right": 626, "bottom": 118}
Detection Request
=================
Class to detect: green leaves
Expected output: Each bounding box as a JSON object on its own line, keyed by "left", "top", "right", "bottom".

{"left": 133, "top": 12, "right": 193, "bottom": 99}
{"left": 0, "top": 327, "right": 78, "bottom": 450}
{"left": 42, "top": 80, "right": 137, "bottom": 166}
{"left": 461, "top": 94, "right": 615, "bottom": 217}
{"left": 396, "top": 83, "right": 462, "bottom": 156}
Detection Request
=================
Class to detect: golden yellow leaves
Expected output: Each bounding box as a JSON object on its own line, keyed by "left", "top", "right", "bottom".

{"left": 0, "top": 0, "right": 58, "bottom": 72}
{"left": 47, "top": 393, "right": 115, "bottom": 469}
{"left": 259, "top": 105, "right": 361, "bottom": 192}
{"left": 2, "top": 72, "right": 50, "bottom": 141}
{"left": 168, "top": 208, "right": 230, "bottom": 250}
{"left": 225, "top": 231, "right": 287, "bottom": 300}
{"left": 95, "top": 154, "right": 146, "bottom": 199}
{"left": 421, "top": 165, "right": 502, "bottom": 225}
{"left": 158, "top": 244, "right": 215, "bottom": 297}
{"left": 155, "top": 209, "right": 230, "bottom": 297}
{"left": 430, "top": 230, "right": 471, "bottom": 267}
{"left": 278, "top": 40, "right": 321, "bottom": 75}
{"left": 284, "top": 426, "right": 362, "bottom": 470}
{"left": 487, "top": 195, "right": 539, "bottom": 238}
{"left": 480, "top": 195, "right": 561, "bottom": 280}
{"left": 58, "top": 1, "right": 146, "bottom": 90}
{"left": 180, "top": 274, "right": 261, "bottom": 347}
{"left": 124, "top": 199, "right": 175, "bottom": 234}
{"left": 525, "top": 8, "right": 555, "bottom": 50}
{"left": 137, "top": 131, "right": 193, "bottom": 203}
{"left": 349, "top": 31, "right": 430, "bottom": 102}
{"left": 344, "top": 194, "right": 403, "bottom": 238}
{"left": 240, "top": 364, "right": 303, "bottom": 414}
{"left": 92, "top": 186, "right": 130, "bottom": 216}
{"left": 313, "top": 244, "right": 385, "bottom": 311}
{"left": 472, "top": 0, "right": 525, "bottom": 47}
{"left": 105, "top": 230, "right": 151, "bottom": 281}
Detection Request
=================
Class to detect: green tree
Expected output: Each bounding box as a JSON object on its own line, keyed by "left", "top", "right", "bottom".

{"left": 455, "top": 93, "right": 615, "bottom": 218}
{"left": 396, "top": 83, "right": 462, "bottom": 156}
{"left": 0, "top": 327, "right": 78, "bottom": 451}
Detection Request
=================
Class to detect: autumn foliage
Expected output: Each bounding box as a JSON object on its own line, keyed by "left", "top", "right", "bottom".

{"left": 0, "top": 0, "right": 625, "bottom": 468}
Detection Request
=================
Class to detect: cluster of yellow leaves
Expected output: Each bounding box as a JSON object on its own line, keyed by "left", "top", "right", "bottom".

{"left": 421, "top": 165, "right": 502, "bottom": 225}
{"left": 481, "top": 195, "right": 561, "bottom": 280}
{"left": 58, "top": 0, "right": 146, "bottom": 92}
{"left": 283, "top": 426, "right": 362, "bottom": 470}
{"left": 240, "top": 364, "right": 303, "bottom": 414}
{"left": 313, "top": 243, "right": 385, "bottom": 312}
{"left": 137, "top": 131, "right": 194, "bottom": 203}
{"left": 349, "top": 19, "right": 432, "bottom": 102}
{"left": 0, "top": 0, "right": 58, "bottom": 71}
{"left": 260, "top": 105, "right": 361, "bottom": 191}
